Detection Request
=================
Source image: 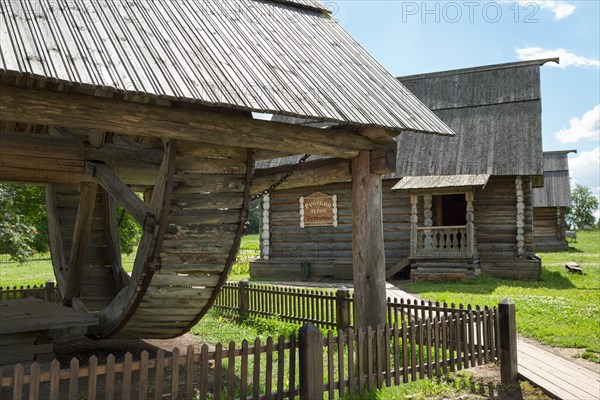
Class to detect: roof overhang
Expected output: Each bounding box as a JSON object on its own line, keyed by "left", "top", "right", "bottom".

{"left": 392, "top": 174, "right": 491, "bottom": 191}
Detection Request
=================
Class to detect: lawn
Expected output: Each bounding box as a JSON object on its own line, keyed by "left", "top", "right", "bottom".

{"left": 397, "top": 230, "right": 600, "bottom": 359}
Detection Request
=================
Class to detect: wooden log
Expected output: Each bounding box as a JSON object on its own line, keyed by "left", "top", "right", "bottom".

{"left": 0, "top": 131, "right": 162, "bottom": 185}
{"left": 351, "top": 151, "right": 387, "bottom": 330}
{"left": 0, "top": 84, "right": 388, "bottom": 158}
{"left": 85, "top": 161, "right": 155, "bottom": 231}
{"left": 64, "top": 182, "right": 98, "bottom": 305}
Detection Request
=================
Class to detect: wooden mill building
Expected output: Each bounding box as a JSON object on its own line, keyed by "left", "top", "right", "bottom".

{"left": 0, "top": 0, "right": 453, "bottom": 345}
{"left": 251, "top": 59, "right": 558, "bottom": 281}
{"left": 533, "top": 150, "right": 576, "bottom": 251}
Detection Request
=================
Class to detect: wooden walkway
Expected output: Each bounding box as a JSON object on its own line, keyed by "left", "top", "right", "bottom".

{"left": 518, "top": 339, "right": 600, "bottom": 400}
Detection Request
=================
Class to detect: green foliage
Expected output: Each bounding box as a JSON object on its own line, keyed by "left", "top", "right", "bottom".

{"left": 246, "top": 199, "right": 260, "bottom": 234}
{"left": 0, "top": 184, "right": 48, "bottom": 262}
{"left": 115, "top": 205, "right": 142, "bottom": 255}
{"left": 566, "top": 184, "right": 599, "bottom": 229}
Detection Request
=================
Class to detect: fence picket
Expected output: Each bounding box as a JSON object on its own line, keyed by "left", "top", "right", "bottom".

{"left": 476, "top": 306, "right": 483, "bottom": 366}
{"left": 384, "top": 324, "right": 391, "bottom": 388}
{"left": 214, "top": 343, "right": 223, "bottom": 400}
{"left": 139, "top": 352, "right": 148, "bottom": 400}
{"left": 154, "top": 349, "right": 165, "bottom": 400}
{"left": 171, "top": 347, "right": 180, "bottom": 399}
{"left": 463, "top": 312, "right": 469, "bottom": 369}
{"left": 49, "top": 360, "right": 60, "bottom": 399}
{"left": 426, "top": 318, "right": 432, "bottom": 379}
{"left": 13, "top": 363, "right": 23, "bottom": 400}
{"left": 29, "top": 362, "right": 40, "bottom": 400}
{"left": 441, "top": 317, "right": 448, "bottom": 375}
{"left": 433, "top": 317, "right": 440, "bottom": 376}
{"left": 122, "top": 352, "right": 132, "bottom": 400}
{"left": 367, "top": 326, "right": 375, "bottom": 391}
{"left": 227, "top": 341, "right": 236, "bottom": 400}
{"left": 338, "top": 330, "right": 346, "bottom": 398}
{"left": 186, "top": 346, "right": 195, "bottom": 400}
{"left": 240, "top": 340, "right": 248, "bottom": 400}
{"left": 106, "top": 354, "right": 115, "bottom": 400}
{"left": 200, "top": 344, "right": 209, "bottom": 400}
{"left": 468, "top": 309, "right": 476, "bottom": 367}
{"left": 88, "top": 356, "right": 99, "bottom": 399}
{"left": 277, "top": 336, "right": 285, "bottom": 400}
{"left": 376, "top": 325, "right": 383, "bottom": 389}
{"left": 327, "top": 331, "right": 335, "bottom": 399}
{"left": 289, "top": 334, "right": 297, "bottom": 400}
{"left": 347, "top": 329, "right": 355, "bottom": 397}
{"left": 418, "top": 320, "right": 425, "bottom": 379}
{"left": 69, "top": 357, "right": 79, "bottom": 400}
{"left": 392, "top": 322, "right": 399, "bottom": 386}
{"left": 253, "top": 338, "right": 261, "bottom": 399}
{"left": 266, "top": 336, "right": 274, "bottom": 399}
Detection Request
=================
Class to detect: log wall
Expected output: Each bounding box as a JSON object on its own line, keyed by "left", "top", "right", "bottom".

{"left": 533, "top": 207, "right": 568, "bottom": 251}
{"left": 251, "top": 176, "right": 541, "bottom": 280}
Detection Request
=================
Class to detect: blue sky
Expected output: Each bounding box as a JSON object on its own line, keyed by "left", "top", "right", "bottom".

{"left": 331, "top": 0, "right": 600, "bottom": 201}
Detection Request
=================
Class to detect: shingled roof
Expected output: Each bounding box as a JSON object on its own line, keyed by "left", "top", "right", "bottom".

{"left": 533, "top": 150, "right": 576, "bottom": 207}
{"left": 393, "top": 59, "right": 557, "bottom": 178}
{"left": 0, "top": 0, "right": 453, "bottom": 135}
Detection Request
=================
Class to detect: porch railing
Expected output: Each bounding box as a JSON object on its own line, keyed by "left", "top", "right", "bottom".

{"left": 415, "top": 225, "right": 468, "bottom": 257}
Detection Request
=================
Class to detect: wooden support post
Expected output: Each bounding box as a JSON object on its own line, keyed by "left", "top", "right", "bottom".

{"left": 351, "top": 150, "right": 387, "bottom": 331}
{"left": 45, "top": 184, "right": 67, "bottom": 293}
{"left": 102, "top": 190, "right": 127, "bottom": 290}
{"left": 64, "top": 182, "right": 98, "bottom": 306}
{"left": 238, "top": 280, "right": 250, "bottom": 319}
{"left": 498, "top": 299, "right": 518, "bottom": 383}
{"left": 465, "top": 192, "right": 475, "bottom": 258}
{"left": 336, "top": 287, "right": 351, "bottom": 332}
{"left": 299, "top": 323, "right": 324, "bottom": 400}
{"left": 410, "top": 195, "right": 418, "bottom": 257}
{"left": 45, "top": 281, "right": 56, "bottom": 303}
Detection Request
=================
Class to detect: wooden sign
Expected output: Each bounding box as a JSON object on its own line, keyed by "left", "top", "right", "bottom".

{"left": 300, "top": 192, "right": 338, "bottom": 228}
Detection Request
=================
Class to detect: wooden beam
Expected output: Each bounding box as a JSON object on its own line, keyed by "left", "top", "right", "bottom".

{"left": 0, "top": 132, "right": 161, "bottom": 186}
{"left": 85, "top": 162, "right": 155, "bottom": 232}
{"left": 64, "top": 182, "right": 98, "bottom": 306}
{"left": 0, "top": 84, "right": 383, "bottom": 158}
{"left": 45, "top": 184, "right": 67, "bottom": 294}
{"left": 351, "top": 151, "right": 387, "bottom": 331}
{"left": 253, "top": 158, "right": 351, "bottom": 193}
{"left": 102, "top": 189, "right": 129, "bottom": 290}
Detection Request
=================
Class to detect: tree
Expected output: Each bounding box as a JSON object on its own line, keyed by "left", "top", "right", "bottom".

{"left": 0, "top": 184, "right": 47, "bottom": 262}
{"left": 565, "top": 184, "right": 599, "bottom": 230}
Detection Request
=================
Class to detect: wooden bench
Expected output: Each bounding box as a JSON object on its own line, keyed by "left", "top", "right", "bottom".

{"left": 565, "top": 262, "right": 582, "bottom": 274}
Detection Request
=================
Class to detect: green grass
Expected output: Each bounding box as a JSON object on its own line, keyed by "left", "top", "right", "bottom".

{"left": 397, "top": 230, "right": 600, "bottom": 355}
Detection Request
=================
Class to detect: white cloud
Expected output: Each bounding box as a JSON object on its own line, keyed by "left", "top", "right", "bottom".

{"left": 516, "top": 0, "right": 576, "bottom": 20}
{"left": 515, "top": 47, "right": 600, "bottom": 69}
{"left": 569, "top": 147, "right": 600, "bottom": 218}
{"left": 555, "top": 105, "right": 600, "bottom": 143}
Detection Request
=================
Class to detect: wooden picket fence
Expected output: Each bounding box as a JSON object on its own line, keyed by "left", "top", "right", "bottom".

{"left": 0, "top": 310, "right": 501, "bottom": 399}
{"left": 0, "top": 282, "right": 59, "bottom": 302}
{"left": 214, "top": 281, "right": 491, "bottom": 333}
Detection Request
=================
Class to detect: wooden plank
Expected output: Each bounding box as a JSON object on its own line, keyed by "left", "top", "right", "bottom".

{"left": 0, "top": 84, "right": 385, "bottom": 158}
{"left": 139, "top": 351, "right": 149, "bottom": 400}
{"left": 86, "top": 162, "right": 154, "bottom": 230}
{"left": 64, "top": 182, "right": 98, "bottom": 304}
{"left": 88, "top": 356, "right": 98, "bottom": 400}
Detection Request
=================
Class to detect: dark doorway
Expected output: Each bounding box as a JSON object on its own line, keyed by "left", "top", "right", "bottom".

{"left": 433, "top": 194, "right": 467, "bottom": 226}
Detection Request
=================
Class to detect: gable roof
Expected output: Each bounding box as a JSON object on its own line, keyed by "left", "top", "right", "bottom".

{"left": 393, "top": 58, "right": 557, "bottom": 178}
{"left": 0, "top": 0, "right": 453, "bottom": 135}
{"left": 533, "top": 150, "right": 576, "bottom": 207}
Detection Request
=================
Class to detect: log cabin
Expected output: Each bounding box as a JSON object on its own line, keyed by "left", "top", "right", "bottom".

{"left": 533, "top": 150, "right": 576, "bottom": 251}
{"left": 251, "top": 58, "right": 558, "bottom": 281}
{"left": 0, "top": 0, "right": 454, "bottom": 339}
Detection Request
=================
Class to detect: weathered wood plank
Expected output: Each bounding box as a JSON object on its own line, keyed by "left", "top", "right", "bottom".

{"left": 64, "top": 182, "right": 98, "bottom": 305}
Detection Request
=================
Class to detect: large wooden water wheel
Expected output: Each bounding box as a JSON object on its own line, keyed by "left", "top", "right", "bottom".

{"left": 44, "top": 139, "right": 253, "bottom": 339}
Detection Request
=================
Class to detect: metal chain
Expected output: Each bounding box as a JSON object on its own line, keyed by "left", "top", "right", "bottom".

{"left": 251, "top": 154, "right": 310, "bottom": 201}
